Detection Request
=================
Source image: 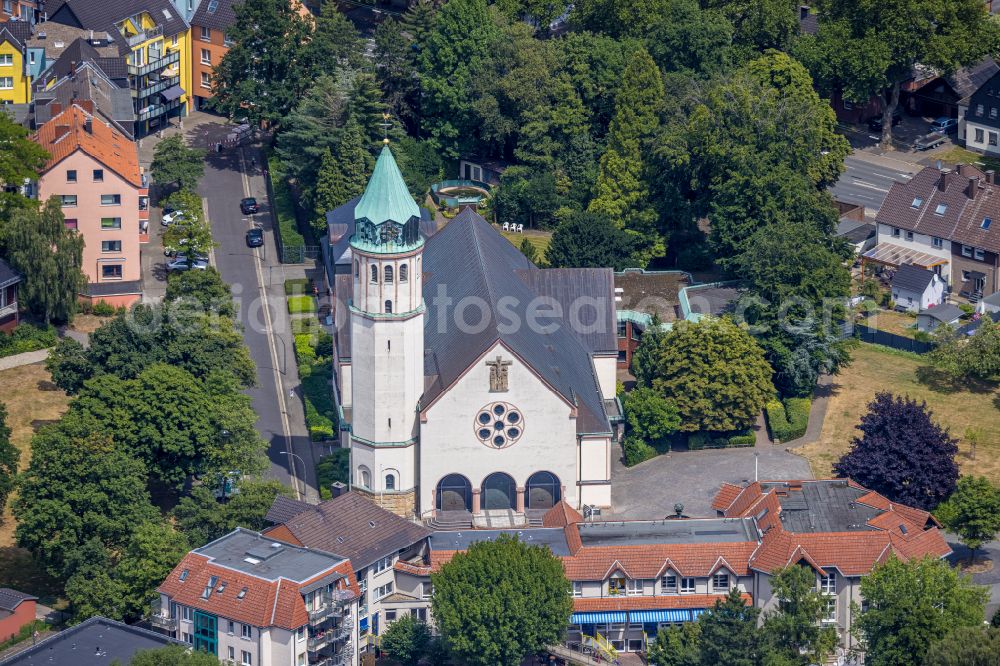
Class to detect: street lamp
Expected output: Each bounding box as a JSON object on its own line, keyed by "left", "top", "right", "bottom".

{"left": 279, "top": 450, "right": 307, "bottom": 499}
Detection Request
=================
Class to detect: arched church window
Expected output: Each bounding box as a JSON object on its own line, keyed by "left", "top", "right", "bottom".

{"left": 399, "top": 263, "right": 408, "bottom": 283}
{"left": 385, "top": 300, "right": 393, "bottom": 314}
{"left": 385, "top": 265, "right": 394, "bottom": 283}
{"left": 359, "top": 466, "right": 371, "bottom": 489}
{"left": 385, "top": 473, "right": 396, "bottom": 491}
{"left": 354, "top": 260, "right": 359, "bottom": 278}
{"left": 370, "top": 265, "right": 378, "bottom": 283}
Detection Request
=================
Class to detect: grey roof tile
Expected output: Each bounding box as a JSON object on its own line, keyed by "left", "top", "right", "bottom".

{"left": 918, "top": 303, "right": 963, "bottom": 322}
{"left": 891, "top": 264, "right": 936, "bottom": 293}
{"left": 46, "top": 0, "right": 190, "bottom": 55}
{"left": 0, "top": 259, "right": 23, "bottom": 291}
{"left": 0, "top": 588, "right": 36, "bottom": 611}
{"left": 515, "top": 267, "right": 617, "bottom": 354}
{"left": 192, "top": 0, "right": 238, "bottom": 33}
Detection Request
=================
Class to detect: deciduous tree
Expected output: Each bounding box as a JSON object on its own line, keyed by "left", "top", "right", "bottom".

{"left": 129, "top": 645, "right": 222, "bottom": 665}
{"left": 0, "top": 110, "right": 49, "bottom": 217}
{"left": 381, "top": 615, "right": 434, "bottom": 666}
{"left": 762, "top": 565, "right": 838, "bottom": 664}
{"left": 545, "top": 212, "right": 639, "bottom": 270}
{"left": 833, "top": 392, "right": 959, "bottom": 510}
{"left": 150, "top": 136, "right": 205, "bottom": 195}
{"left": 936, "top": 476, "right": 1000, "bottom": 563}
{"left": 925, "top": 626, "right": 1000, "bottom": 666}
{"left": 162, "top": 190, "right": 216, "bottom": 265}
{"left": 173, "top": 479, "right": 290, "bottom": 547}
{"left": 0, "top": 403, "right": 19, "bottom": 521}
{"left": 4, "top": 198, "right": 85, "bottom": 325}
{"left": 856, "top": 556, "right": 988, "bottom": 666}
{"left": 623, "top": 387, "right": 681, "bottom": 448}
{"left": 432, "top": 534, "right": 572, "bottom": 666}
{"left": 647, "top": 620, "right": 700, "bottom": 666}
{"left": 647, "top": 318, "right": 775, "bottom": 432}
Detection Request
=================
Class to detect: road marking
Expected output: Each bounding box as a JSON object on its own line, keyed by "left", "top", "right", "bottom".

{"left": 237, "top": 147, "right": 304, "bottom": 501}
{"left": 202, "top": 197, "right": 217, "bottom": 267}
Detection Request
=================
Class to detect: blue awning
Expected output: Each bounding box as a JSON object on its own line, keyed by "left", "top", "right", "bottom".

{"left": 690, "top": 609, "right": 707, "bottom": 620}
{"left": 629, "top": 610, "right": 692, "bottom": 623}
{"left": 571, "top": 612, "right": 627, "bottom": 624}
{"left": 161, "top": 84, "right": 185, "bottom": 101}
{"left": 359, "top": 616, "right": 369, "bottom": 632}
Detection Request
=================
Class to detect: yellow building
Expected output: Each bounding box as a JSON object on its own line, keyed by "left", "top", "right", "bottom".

{"left": 44, "top": 0, "right": 193, "bottom": 136}
{"left": 0, "top": 22, "right": 32, "bottom": 104}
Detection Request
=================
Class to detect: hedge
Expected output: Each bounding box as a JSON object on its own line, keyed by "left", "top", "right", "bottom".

{"left": 292, "top": 332, "right": 337, "bottom": 441}
{"left": 317, "top": 449, "right": 350, "bottom": 500}
{"left": 0, "top": 323, "right": 58, "bottom": 359}
{"left": 622, "top": 435, "right": 657, "bottom": 467}
{"left": 284, "top": 278, "right": 310, "bottom": 295}
{"left": 287, "top": 295, "right": 317, "bottom": 314}
{"left": 688, "top": 430, "right": 755, "bottom": 450}
{"left": 766, "top": 398, "right": 811, "bottom": 442}
{"left": 267, "top": 155, "right": 306, "bottom": 263}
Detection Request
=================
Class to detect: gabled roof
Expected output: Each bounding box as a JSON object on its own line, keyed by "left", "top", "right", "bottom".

{"left": 34, "top": 104, "right": 142, "bottom": 187}
{"left": 515, "top": 268, "right": 617, "bottom": 354}
{"left": 265, "top": 492, "right": 431, "bottom": 571}
{"left": 422, "top": 209, "right": 611, "bottom": 435}
{"left": 45, "top": 0, "right": 191, "bottom": 55}
{"left": 0, "top": 258, "right": 23, "bottom": 290}
{"left": 265, "top": 495, "right": 312, "bottom": 524}
{"left": 943, "top": 57, "right": 1000, "bottom": 100}
{"left": 354, "top": 146, "right": 420, "bottom": 226}
{"left": 711, "top": 483, "right": 743, "bottom": 512}
{"left": 891, "top": 264, "right": 936, "bottom": 294}
{"left": 918, "top": 303, "right": 963, "bottom": 322}
{"left": 0, "top": 588, "right": 36, "bottom": 611}
{"left": 0, "top": 21, "right": 31, "bottom": 49}
{"left": 542, "top": 501, "right": 584, "bottom": 528}
{"left": 192, "top": 0, "right": 238, "bottom": 33}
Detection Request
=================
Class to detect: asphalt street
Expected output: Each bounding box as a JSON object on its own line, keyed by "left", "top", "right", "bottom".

{"left": 191, "top": 122, "right": 320, "bottom": 502}
{"left": 829, "top": 154, "right": 917, "bottom": 213}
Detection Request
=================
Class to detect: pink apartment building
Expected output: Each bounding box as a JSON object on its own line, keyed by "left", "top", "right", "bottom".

{"left": 34, "top": 103, "right": 148, "bottom": 306}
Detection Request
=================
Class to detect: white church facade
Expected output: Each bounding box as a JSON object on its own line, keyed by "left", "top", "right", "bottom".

{"left": 325, "top": 146, "right": 621, "bottom": 522}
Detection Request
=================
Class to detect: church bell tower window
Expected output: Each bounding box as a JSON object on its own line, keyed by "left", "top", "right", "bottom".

{"left": 385, "top": 300, "right": 393, "bottom": 314}
{"left": 399, "top": 264, "right": 408, "bottom": 282}
{"left": 370, "top": 265, "right": 378, "bottom": 283}
{"left": 385, "top": 265, "right": 394, "bottom": 283}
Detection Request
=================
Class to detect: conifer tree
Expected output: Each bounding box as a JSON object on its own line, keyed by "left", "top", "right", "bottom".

{"left": 0, "top": 403, "right": 19, "bottom": 523}
{"left": 313, "top": 120, "right": 373, "bottom": 238}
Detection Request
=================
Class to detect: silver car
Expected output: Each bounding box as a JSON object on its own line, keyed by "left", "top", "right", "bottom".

{"left": 166, "top": 255, "right": 209, "bottom": 271}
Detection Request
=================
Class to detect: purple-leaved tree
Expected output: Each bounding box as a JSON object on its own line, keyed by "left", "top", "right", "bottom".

{"left": 833, "top": 392, "right": 958, "bottom": 510}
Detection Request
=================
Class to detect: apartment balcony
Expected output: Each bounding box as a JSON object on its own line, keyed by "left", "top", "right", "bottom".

{"left": 150, "top": 612, "right": 177, "bottom": 631}
{"left": 134, "top": 76, "right": 180, "bottom": 100}
{"left": 307, "top": 632, "right": 331, "bottom": 652}
{"left": 308, "top": 589, "right": 354, "bottom": 624}
{"left": 0, "top": 302, "right": 19, "bottom": 319}
{"left": 137, "top": 98, "right": 181, "bottom": 122}
{"left": 126, "top": 25, "right": 163, "bottom": 47}
{"left": 127, "top": 49, "right": 180, "bottom": 77}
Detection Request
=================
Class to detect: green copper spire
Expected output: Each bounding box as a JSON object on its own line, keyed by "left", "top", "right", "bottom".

{"left": 354, "top": 145, "right": 420, "bottom": 226}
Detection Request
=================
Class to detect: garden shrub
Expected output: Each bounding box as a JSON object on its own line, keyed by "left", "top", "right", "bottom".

{"left": 316, "top": 449, "right": 349, "bottom": 500}
{"left": 291, "top": 330, "right": 337, "bottom": 441}
{"left": 0, "top": 323, "right": 59, "bottom": 358}
{"left": 284, "top": 278, "right": 310, "bottom": 295}
{"left": 622, "top": 435, "right": 657, "bottom": 467}
{"left": 287, "top": 295, "right": 317, "bottom": 314}
{"left": 92, "top": 300, "right": 117, "bottom": 316}
{"left": 766, "top": 398, "right": 810, "bottom": 442}
{"left": 727, "top": 431, "right": 756, "bottom": 447}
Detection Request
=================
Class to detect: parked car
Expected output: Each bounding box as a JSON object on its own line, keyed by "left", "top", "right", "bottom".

{"left": 868, "top": 111, "right": 902, "bottom": 131}
{"left": 161, "top": 209, "right": 185, "bottom": 226}
{"left": 166, "top": 255, "right": 209, "bottom": 271}
{"left": 163, "top": 238, "right": 189, "bottom": 257}
{"left": 914, "top": 133, "right": 948, "bottom": 151}
{"left": 930, "top": 117, "right": 958, "bottom": 134}
{"left": 240, "top": 197, "right": 259, "bottom": 215}
{"left": 246, "top": 227, "right": 264, "bottom": 248}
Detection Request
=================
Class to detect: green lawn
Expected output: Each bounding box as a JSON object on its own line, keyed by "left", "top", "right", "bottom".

{"left": 935, "top": 146, "right": 1000, "bottom": 172}
{"left": 499, "top": 227, "right": 553, "bottom": 262}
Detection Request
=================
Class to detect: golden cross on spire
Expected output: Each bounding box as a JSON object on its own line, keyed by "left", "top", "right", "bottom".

{"left": 380, "top": 113, "right": 392, "bottom": 145}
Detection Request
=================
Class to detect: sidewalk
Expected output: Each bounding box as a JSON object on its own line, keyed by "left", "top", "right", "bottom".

{"left": 0, "top": 349, "right": 48, "bottom": 372}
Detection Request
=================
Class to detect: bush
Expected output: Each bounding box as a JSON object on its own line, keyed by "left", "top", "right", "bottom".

{"left": 958, "top": 303, "right": 975, "bottom": 316}
{"left": 727, "top": 431, "right": 757, "bottom": 447}
{"left": 622, "top": 435, "right": 658, "bottom": 466}
{"left": 316, "top": 449, "right": 349, "bottom": 500}
{"left": 92, "top": 300, "right": 117, "bottom": 316}
{"left": 766, "top": 398, "right": 811, "bottom": 442}
{"left": 291, "top": 316, "right": 321, "bottom": 337}
{"left": 284, "top": 278, "right": 310, "bottom": 295}
{"left": 287, "top": 295, "right": 317, "bottom": 314}
{"left": 0, "top": 323, "right": 59, "bottom": 358}
{"left": 688, "top": 430, "right": 755, "bottom": 449}
{"left": 301, "top": 371, "right": 336, "bottom": 440}
{"left": 294, "top": 333, "right": 317, "bottom": 367}
{"left": 268, "top": 155, "right": 306, "bottom": 263}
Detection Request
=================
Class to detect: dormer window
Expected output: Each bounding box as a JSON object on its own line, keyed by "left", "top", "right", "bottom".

{"left": 203, "top": 575, "right": 218, "bottom": 599}
{"left": 934, "top": 203, "right": 947, "bottom": 215}
{"left": 661, "top": 573, "right": 677, "bottom": 594}
{"left": 712, "top": 571, "right": 731, "bottom": 591}
{"left": 911, "top": 197, "right": 923, "bottom": 208}
{"left": 608, "top": 573, "right": 626, "bottom": 596}
{"left": 680, "top": 577, "right": 696, "bottom": 594}
{"left": 977, "top": 104, "right": 985, "bottom": 116}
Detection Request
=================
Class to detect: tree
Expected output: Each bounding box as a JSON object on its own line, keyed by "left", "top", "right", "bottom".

{"left": 149, "top": 136, "right": 205, "bottom": 195}
{"left": 545, "top": 212, "right": 640, "bottom": 271}
{"left": 211, "top": 0, "right": 314, "bottom": 124}
{"left": 13, "top": 418, "right": 158, "bottom": 579}
{"left": 380, "top": 615, "right": 434, "bottom": 666}
{"left": 114, "top": 520, "right": 189, "bottom": 620}
{"left": 312, "top": 119, "right": 372, "bottom": 237}
{"left": 697, "top": 589, "right": 762, "bottom": 666}
{"left": 588, "top": 46, "right": 664, "bottom": 266}
{"left": 571, "top": 0, "right": 672, "bottom": 38}
{"left": 704, "top": 0, "right": 798, "bottom": 54}
{"left": 647, "top": 318, "right": 775, "bottom": 432}
{"left": 762, "top": 565, "right": 838, "bottom": 664}
{"left": 518, "top": 237, "right": 539, "bottom": 265}
{"left": 0, "top": 109, "right": 49, "bottom": 218}
{"left": 165, "top": 267, "right": 236, "bottom": 318}
{"left": 432, "top": 534, "right": 572, "bottom": 666}
{"left": 855, "top": 556, "right": 988, "bottom": 666}
{"left": 925, "top": 626, "right": 1000, "bottom": 666}
{"left": 70, "top": 363, "right": 266, "bottom": 489}
{"left": 936, "top": 476, "right": 1000, "bottom": 562}
{"left": 645, "top": 0, "right": 733, "bottom": 77}
{"left": 173, "top": 479, "right": 290, "bottom": 547}
{"left": 623, "top": 387, "right": 681, "bottom": 448}
{"left": 833, "top": 392, "right": 959, "bottom": 510}
{"left": 45, "top": 338, "right": 92, "bottom": 395}
{"left": 631, "top": 313, "right": 666, "bottom": 387}
{"left": 4, "top": 198, "right": 85, "bottom": 325}
{"left": 128, "top": 645, "right": 222, "bottom": 665}
{"left": 0, "top": 403, "right": 19, "bottom": 521}
{"left": 305, "top": 0, "right": 363, "bottom": 77}
{"left": 794, "top": 0, "right": 1000, "bottom": 147}
{"left": 930, "top": 319, "right": 1000, "bottom": 382}
{"left": 647, "top": 620, "right": 700, "bottom": 666}
{"left": 162, "top": 190, "right": 217, "bottom": 265}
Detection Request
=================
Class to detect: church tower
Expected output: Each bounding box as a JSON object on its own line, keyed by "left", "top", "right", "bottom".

{"left": 349, "top": 145, "right": 424, "bottom": 515}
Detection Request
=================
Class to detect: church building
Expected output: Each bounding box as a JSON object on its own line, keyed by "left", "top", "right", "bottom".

{"left": 325, "top": 146, "right": 620, "bottom": 523}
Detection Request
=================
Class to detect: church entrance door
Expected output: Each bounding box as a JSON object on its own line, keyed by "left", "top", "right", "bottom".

{"left": 436, "top": 474, "right": 472, "bottom": 512}
{"left": 482, "top": 472, "right": 516, "bottom": 510}
{"left": 526, "top": 471, "right": 561, "bottom": 509}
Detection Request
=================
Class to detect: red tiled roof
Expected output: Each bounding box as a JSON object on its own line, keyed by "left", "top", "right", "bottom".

{"left": 711, "top": 483, "right": 743, "bottom": 512}
{"left": 394, "top": 560, "right": 433, "bottom": 576}
{"left": 34, "top": 104, "right": 142, "bottom": 187}
{"left": 263, "top": 524, "right": 304, "bottom": 546}
{"left": 158, "top": 554, "right": 359, "bottom": 631}
{"left": 723, "top": 482, "right": 764, "bottom": 517}
{"left": 543, "top": 501, "right": 583, "bottom": 528}
{"left": 572, "top": 593, "right": 751, "bottom": 612}
{"left": 563, "top": 542, "right": 758, "bottom": 581}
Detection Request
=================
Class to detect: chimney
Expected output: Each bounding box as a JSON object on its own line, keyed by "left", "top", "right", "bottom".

{"left": 84, "top": 116, "right": 92, "bottom": 134}
{"left": 987, "top": 170, "right": 996, "bottom": 185}
{"left": 968, "top": 176, "right": 978, "bottom": 199}
{"left": 939, "top": 173, "right": 948, "bottom": 192}
{"left": 330, "top": 481, "right": 347, "bottom": 499}
{"left": 49, "top": 102, "right": 61, "bottom": 116}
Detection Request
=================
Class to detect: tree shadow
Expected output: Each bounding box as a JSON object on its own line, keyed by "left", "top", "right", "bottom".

{"left": 916, "top": 364, "right": 999, "bottom": 395}
{"left": 35, "top": 379, "right": 59, "bottom": 392}
{"left": 0, "top": 546, "right": 63, "bottom": 605}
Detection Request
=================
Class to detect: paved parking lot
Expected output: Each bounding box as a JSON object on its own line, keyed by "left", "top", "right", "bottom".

{"left": 606, "top": 441, "right": 812, "bottom": 520}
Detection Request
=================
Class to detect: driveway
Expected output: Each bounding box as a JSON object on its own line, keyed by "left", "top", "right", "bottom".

{"left": 946, "top": 536, "right": 1000, "bottom": 621}
{"left": 607, "top": 436, "right": 813, "bottom": 520}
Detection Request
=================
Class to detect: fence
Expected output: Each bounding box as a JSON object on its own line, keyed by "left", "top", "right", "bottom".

{"left": 853, "top": 324, "right": 935, "bottom": 354}
{"left": 264, "top": 157, "right": 308, "bottom": 264}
